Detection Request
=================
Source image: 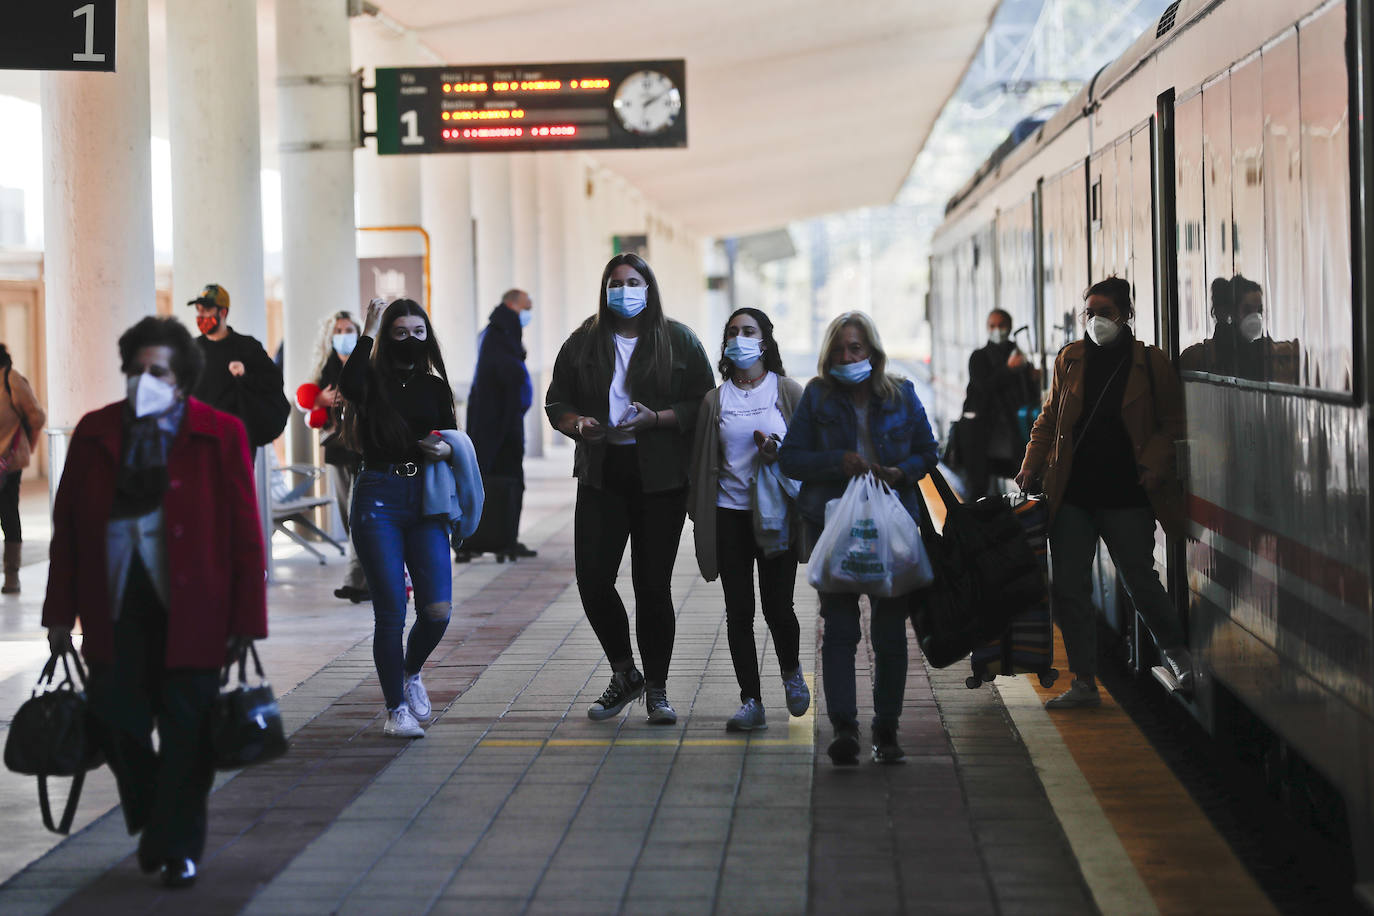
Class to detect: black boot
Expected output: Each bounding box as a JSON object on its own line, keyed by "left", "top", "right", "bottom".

{"left": 871, "top": 725, "right": 906, "bottom": 765}
{"left": 827, "top": 724, "right": 861, "bottom": 765}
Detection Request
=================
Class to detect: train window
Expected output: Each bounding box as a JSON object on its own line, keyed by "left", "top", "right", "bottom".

{"left": 1298, "top": 2, "right": 1353, "bottom": 393}
{"left": 1230, "top": 53, "right": 1265, "bottom": 346}
{"left": 1262, "top": 30, "right": 1305, "bottom": 386}
{"left": 1114, "top": 138, "right": 1132, "bottom": 287}
{"left": 1061, "top": 162, "right": 1089, "bottom": 335}
{"left": 1131, "top": 123, "right": 1157, "bottom": 346}
{"left": 1173, "top": 91, "right": 1208, "bottom": 367}
{"left": 1201, "top": 75, "right": 1234, "bottom": 375}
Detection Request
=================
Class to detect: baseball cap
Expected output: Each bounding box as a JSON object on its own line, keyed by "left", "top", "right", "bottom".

{"left": 187, "top": 283, "right": 230, "bottom": 310}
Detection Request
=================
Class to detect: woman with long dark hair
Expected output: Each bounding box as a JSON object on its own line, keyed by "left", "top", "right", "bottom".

{"left": 688, "top": 308, "right": 809, "bottom": 731}
{"left": 339, "top": 297, "right": 458, "bottom": 738}
{"left": 546, "top": 253, "right": 715, "bottom": 724}
{"left": 0, "top": 343, "right": 44, "bottom": 593}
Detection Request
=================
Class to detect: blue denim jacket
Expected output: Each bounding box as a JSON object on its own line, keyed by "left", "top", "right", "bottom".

{"left": 778, "top": 377, "right": 938, "bottom": 529}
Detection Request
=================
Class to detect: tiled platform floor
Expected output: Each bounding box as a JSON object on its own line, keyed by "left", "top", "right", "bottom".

{"left": 0, "top": 456, "right": 1276, "bottom": 914}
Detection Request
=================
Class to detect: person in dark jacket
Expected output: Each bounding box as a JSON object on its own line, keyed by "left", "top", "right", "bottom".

{"left": 43, "top": 316, "right": 267, "bottom": 888}
{"left": 960, "top": 308, "right": 1037, "bottom": 499}
{"left": 188, "top": 283, "right": 290, "bottom": 448}
{"left": 545, "top": 253, "right": 715, "bottom": 726}
{"left": 460, "top": 288, "right": 536, "bottom": 561}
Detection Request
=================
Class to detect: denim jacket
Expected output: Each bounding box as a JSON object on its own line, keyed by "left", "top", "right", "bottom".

{"left": 778, "top": 377, "right": 938, "bottom": 530}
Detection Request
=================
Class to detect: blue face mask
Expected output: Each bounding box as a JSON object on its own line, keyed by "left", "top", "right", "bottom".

{"left": 332, "top": 332, "right": 358, "bottom": 356}
{"left": 518, "top": 309, "right": 533, "bottom": 329}
{"left": 606, "top": 285, "right": 648, "bottom": 318}
{"left": 724, "top": 336, "right": 763, "bottom": 370}
{"left": 829, "top": 359, "right": 872, "bottom": 385}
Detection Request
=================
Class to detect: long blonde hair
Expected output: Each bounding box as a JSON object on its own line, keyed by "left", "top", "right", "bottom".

{"left": 310, "top": 310, "right": 360, "bottom": 382}
{"left": 817, "top": 311, "right": 901, "bottom": 401}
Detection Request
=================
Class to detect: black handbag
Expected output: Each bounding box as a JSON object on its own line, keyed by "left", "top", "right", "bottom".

{"left": 3, "top": 650, "right": 104, "bottom": 834}
{"left": 211, "top": 643, "right": 287, "bottom": 770}
{"left": 909, "top": 471, "right": 1047, "bottom": 668}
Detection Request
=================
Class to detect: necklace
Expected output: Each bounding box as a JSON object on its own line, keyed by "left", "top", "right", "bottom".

{"left": 732, "top": 370, "right": 764, "bottom": 397}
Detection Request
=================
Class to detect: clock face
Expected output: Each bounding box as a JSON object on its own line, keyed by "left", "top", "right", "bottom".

{"left": 613, "top": 70, "right": 682, "bottom": 136}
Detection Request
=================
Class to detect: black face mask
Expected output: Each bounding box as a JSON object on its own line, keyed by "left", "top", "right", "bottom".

{"left": 390, "top": 336, "right": 428, "bottom": 367}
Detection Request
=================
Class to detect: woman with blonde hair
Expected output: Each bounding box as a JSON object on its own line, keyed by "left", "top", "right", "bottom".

{"left": 779, "top": 312, "right": 938, "bottom": 765}
{"left": 307, "top": 310, "right": 367, "bottom": 602}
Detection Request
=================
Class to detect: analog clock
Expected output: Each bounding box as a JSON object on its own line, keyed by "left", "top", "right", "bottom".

{"left": 612, "top": 70, "right": 682, "bottom": 136}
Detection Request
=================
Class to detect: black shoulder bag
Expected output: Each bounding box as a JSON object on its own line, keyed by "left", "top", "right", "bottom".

{"left": 211, "top": 642, "right": 288, "bottom": 770}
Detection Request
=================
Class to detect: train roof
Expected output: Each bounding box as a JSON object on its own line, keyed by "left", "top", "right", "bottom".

{"left": 940, "top": 0, "right": 1216, "bottom": 221}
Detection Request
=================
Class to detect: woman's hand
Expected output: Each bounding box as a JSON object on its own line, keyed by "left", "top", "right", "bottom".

{"left": 754, "top": 430, "right": 780, "bottom": 464}
{"left": 1007, "top": 349, "right": 1027, "bottom": 371}
{"left": 315, "top": 385, "right": 338, "bottom": 409}
{"left": 872, "top": 465, "right": 905, "bottom": 487}
{"left": 615, "top": 401, "right": 659, "bottom": 433}
{"left": 1014, "top": 465, "right": 1038, "bottom": 492}
{"left": 417, "top": 433, "right": 452, "bottom": 463}
{"left": 841, "top": 451, "right": 870, "bottom": 477}
{"left": 575, "top": 416, "right": 606, "bottom": 442}
{"left": 363, "top": 297, "right": 387, "bottom": 337}
{"left": 47, "top": 626, "right": 74, "bottom": 656}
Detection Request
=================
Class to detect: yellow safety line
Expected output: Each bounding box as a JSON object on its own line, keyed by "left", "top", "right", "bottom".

{"left": 477, "top": 676, "right": 816, "bottom": 750}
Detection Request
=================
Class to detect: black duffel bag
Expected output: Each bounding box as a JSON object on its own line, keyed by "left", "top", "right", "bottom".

{"left": 211, "top": 642, "right": 288, "bottom": 770}
{"left": 4, "top": 650, "right": 105, "bottom": 834}
{"left": 910, "top": 472, "right": 1047, "bottom": 668}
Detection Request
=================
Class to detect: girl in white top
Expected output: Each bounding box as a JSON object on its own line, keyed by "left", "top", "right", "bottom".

{"left": 688, "top": 308, "right": 810, "bottom": 732}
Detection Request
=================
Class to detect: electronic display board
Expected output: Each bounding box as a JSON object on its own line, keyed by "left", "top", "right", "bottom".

{"left": 374, "top": 59, "right": 686, "bottom": 155}
{"left": 0, "top": 1, "right": 115, "bottom": 72}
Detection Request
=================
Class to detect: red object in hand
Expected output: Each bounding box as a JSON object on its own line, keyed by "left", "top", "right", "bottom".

{"left": 295, "top": 383, "right": 321, "bottom": 411}
{"left": 307, "top": 407, "right": 330, "bottom": 429}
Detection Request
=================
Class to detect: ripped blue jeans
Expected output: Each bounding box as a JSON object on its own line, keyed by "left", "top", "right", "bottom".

{"left": 351, "top": 470, "right": 453, "bottom": 710}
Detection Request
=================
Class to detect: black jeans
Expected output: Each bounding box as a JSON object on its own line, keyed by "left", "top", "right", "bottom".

{"left": 0, "top": 470, "right": 21, "bottom": 543}
{"left": 716, "top": 507, "right": 800, "bottom": 702}
{"left": 575, "top": 444, "right": 687, "bottom": 685}
{"left": 87, "top": 557, "right": 219, "bottom": 864}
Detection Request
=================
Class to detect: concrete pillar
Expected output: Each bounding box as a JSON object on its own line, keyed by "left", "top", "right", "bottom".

{"left": 41, "top": 0, "right": 154, "bottom": 484}
{"left": 471, "top": 156, "right": 514, "bottom": 316}
{"left": 420, "top": 156, "right": 477, "bottom": 401}
{"left": 352, "top": 18, "right": 423, "bottom": 263}
{"left": 165, "top": 0, "right": 267, "bottom": 340}
{"left": 276, "top": 0, "right": 358, "bottom": 468}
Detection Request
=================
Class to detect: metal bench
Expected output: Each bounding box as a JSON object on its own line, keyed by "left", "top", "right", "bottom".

{"left": 271, "top": 462, "right": 346, "bottom": 565}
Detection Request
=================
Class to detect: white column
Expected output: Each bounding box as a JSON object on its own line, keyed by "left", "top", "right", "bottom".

{"left": 508, "top": 154, "right": 543, "bottom": 455}
{"left": 276, "top": 0, "right": 358, "bottom": 468}
{"left": 165, "top": 0, "right": 267, "bottom": 340}
{"left": 420, "top": 156, "right": 477, "bottom": 401}
{"left": 41, "top": 0, "right": 154, "bottom": 481}
{"left": 353, "top": 18, "right": 423, "bottom": 262}
{"left": 471, "top": 156, "right": 514, "bottom": 314}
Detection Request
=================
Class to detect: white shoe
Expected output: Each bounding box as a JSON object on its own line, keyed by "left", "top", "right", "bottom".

{"left": 384, "top": 704, "right": 425, "bottom": 738}
{"left": 1160, "top": 647, "right": 1195, "bottom": 693}
{"left": 404, "top": 673, "right": 431, "bottom": 719}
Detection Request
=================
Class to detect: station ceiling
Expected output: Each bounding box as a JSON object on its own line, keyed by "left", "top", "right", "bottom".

{"left": 1, "top": 0, "right": 999, "bottom": 239}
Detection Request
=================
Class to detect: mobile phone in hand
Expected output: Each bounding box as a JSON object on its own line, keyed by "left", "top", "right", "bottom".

{"left": 616, "top": 406, "right": 639, "bottom": 427}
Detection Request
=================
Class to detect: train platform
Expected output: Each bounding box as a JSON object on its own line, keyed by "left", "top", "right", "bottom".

{"left": 0, "top": 456, "right": 1282, "bottom": 915}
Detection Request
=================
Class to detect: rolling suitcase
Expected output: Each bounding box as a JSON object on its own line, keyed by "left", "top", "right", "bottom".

{"left": 965, "top": 494, "right": 1058, "bottom": 688}
{"left": 455, "top": 475, "right": 519, "bottom": 560}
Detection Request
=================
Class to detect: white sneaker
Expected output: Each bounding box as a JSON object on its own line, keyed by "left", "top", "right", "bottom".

{"left": 404, "top": 673, "right": 431, "bottom": 719}
{"left": 1160, "top": 646, "right": 1195, "bottom": 693}
{"left": 384, "top": 704, "right": 425, "bottom": 738}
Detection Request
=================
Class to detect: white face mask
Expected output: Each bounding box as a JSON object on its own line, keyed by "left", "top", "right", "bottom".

{"left": 127, "top": 372, "right": 178, "bottom": 418}
{"left": 988, "top": 328, "right": 1010, "bottom": 345}
{"left": 333, "top": 332, "right": 358, "bottom": 356}
{"left": 1239, "top": 313, "right": 1264, "bottom": 342}
{"left": 1087, "top": 316, "right": 1122, "bottom": 347}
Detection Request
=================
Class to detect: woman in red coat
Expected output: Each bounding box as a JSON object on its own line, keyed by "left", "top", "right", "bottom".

{"left": 43, "top": 316, "right": 267, "bottom": 889}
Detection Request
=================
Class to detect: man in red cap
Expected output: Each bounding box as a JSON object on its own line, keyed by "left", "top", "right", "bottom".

{"left": 188, "top": 284, "right": 289, "bottom": 447}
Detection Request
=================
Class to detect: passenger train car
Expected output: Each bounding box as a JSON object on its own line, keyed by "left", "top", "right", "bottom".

{"left": 929, "top": 0, "right": 1373, "bottom": 880}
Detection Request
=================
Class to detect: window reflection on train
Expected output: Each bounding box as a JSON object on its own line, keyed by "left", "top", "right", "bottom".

{"left": 1176, "top": 276, "right": 1298, "bottom": 384}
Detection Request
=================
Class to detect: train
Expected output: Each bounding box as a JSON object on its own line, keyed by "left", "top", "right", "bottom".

{"left": 928, "top": 0, "right": 1372, "bottom": 885}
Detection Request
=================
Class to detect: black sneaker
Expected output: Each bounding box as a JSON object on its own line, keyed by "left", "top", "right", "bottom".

{"left": 333, "top": 586, "right": 370, "bottom": 603}
{"left": 509, "top": 542, "right": 538, "bottom": 558}
{"left": 827, "top": 725, "right": 861, "bottom": 765}
{"left": 645, "top": 686, "right": 677, "bottom": 725}
{"left": 871, "top": 725, "right": 906, "bottom": 765}
{"left": 587, "top": 669, "right": 645, "bottom": 721}
{"left": 454, "top": 549, "right": 475, "bottom": 564}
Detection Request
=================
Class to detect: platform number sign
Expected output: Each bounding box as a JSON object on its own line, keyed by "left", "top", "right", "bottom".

{"left": 0, "top": 0, "right": 116, "bottom": 72}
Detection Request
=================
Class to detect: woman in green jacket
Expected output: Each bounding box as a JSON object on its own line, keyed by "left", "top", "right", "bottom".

{"left": 689, "top": 308, "right": 809, "bottom": 732}
{"left": 546, "top": 253, "right": 714, "bottom": 725}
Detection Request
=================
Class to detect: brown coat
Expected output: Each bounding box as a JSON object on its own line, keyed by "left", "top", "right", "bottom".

{"left": 0, "top": 368, "right": 45, "bottom": 470}
{"left": 1021, "top": 339, "right": 1187, "bottom": 538}
{"left": 688, "top": 374, "right": 804, "bottom": 581}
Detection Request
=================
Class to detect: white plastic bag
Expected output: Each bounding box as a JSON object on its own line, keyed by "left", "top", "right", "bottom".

{"left": 806, "top": 473, "right": 933, "bottom": 597}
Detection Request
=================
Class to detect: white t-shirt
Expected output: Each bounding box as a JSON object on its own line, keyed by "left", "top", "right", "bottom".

{"left": 607, "top": 333, "right": 639, "bottom": 445}
{"left": 717, "top": 372, "right": 787, "bottom": 509}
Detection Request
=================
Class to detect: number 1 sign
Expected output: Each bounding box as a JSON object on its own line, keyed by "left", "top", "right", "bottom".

{"left": 0, "top": 1, "right": 116, "bottom": 72}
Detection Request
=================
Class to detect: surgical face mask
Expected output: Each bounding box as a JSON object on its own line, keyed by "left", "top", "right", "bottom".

{"left": 829, "top": 358, "right": 872, "bottom": 386}
{"left": 518, "top": 309, "right": 533, "bottom": 329}
{"left": 332, "top": 332, "right": 358, "bottom": 356}
{"left": 989, "top": 328, "right": 1010, "bottom": 345}
{"left": 127, "top": 372, "right": 178, "bottom": 418}
{"left": 1239, "top": 313, "right": 1264, "bottom": 342}
{"left": 1087, "top": 316, "right": 1122, "bottom": 347}
{"left": 724, "top": 336, "right": 763, "bottom": 370}
{"left": 606, "top": 285, "right": 648, "bottom": 318}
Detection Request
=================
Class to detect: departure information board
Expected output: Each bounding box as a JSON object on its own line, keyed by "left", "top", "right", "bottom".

{"left": 0, "top": 1, "right": 115, "bottom": 71}
{"left": 374, "top": 59, "right": 686, "bottom": 155}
